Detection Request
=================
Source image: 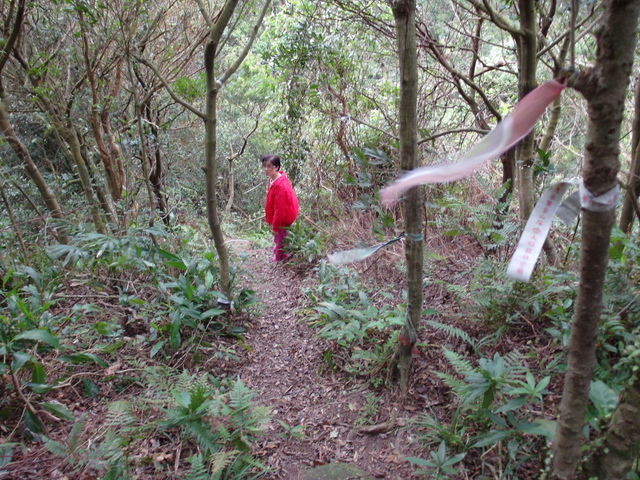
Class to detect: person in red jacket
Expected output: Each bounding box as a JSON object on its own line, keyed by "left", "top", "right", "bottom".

{"left": 262, "top": 154, "right": 299, "bottom": 261}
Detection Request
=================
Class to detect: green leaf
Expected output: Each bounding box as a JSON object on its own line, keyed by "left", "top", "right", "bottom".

{"left": 150, "top": 340, "right": 165, "bottom": 358}
{"left": 471, "top": 429, "right": 513, "bottom": 448}
{"left": 589, "top": 380, "right": 618, "bottom": 416}
{"left": 60, "top": 353, "right": 107, "bottom": 367}
{"left": 172, "top": 390, "right": 191, "bottom": 409}
{"left": 82, "top": 379, "right": 100, "bottom": 398}
{"left": 24, "top": 410, "right": 45, "bottom": 434}
{"left": 170, "top": 318, "right": 182, "bottom": 350}
{"left": 30, "top": 362, "right": 46, "bottom": 384}
{"left": 11, "top": 351, "right": 33, "bottom": 372}
{"left": 405, "top": 456, "right": 433, "bottom": 467}
{"left": 520, "top": 418, "right": 556, "bottom": 438}
{"left": 0, "top": 443, "right": 16, "bottom": 467}
{"left": 201, "top": 309, "right": 225, "bottom": 319}
{"left": 495, "top": 397, "right": 527, "bottom": 414}
{"left": 14, "top": 329, "right": 59, "bottom": 348}
{"left": 42, "top": 402, "right": 75, "bottom": 421}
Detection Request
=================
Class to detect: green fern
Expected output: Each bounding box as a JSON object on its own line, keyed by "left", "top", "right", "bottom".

{"left": 186, "top": 453, "right": 210, "bottom": 480}
{"left": 442, "top": 348, "right": 476, "bottom": 376}
{"left": 105, "top": 400, "right": 137, "bottom": 428}
{"left": 40, "top": 414, "right": 87, "bottom": 467}
{"left": 427, "top": 321, "right": 478, "bottom": 354}
{"left": 67, "top": 413, "right": 86, "bottom": 453}
{"left": 210, "top": 450, "right": 239, "bottom": 478}
{"left": 436, "top": 371, "right": 466, "bottom": 394}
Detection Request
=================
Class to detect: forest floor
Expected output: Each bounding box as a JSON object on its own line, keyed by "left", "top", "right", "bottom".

{"left": 2, "top": 233, "right": 556, "bottom": 479}
{"left": 230, "top": 238, "right": 490, "bottom": 480}
{"left": 233, "top": 246, "right": 422, "bottom": 479}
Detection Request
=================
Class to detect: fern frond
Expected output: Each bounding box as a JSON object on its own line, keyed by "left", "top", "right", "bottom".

{"left": 42, "top": 437, "right": 69, "bottom": 459}
{"left": 427, "top": 321, "right": 478, "bottom": 353}
{"left": 67, "top": 414, "right": 87, "bottom": 453}
{"left": 186, "top": 421, "right": 219, "bottom": 455}
{"left": 185, "top": 453, "right": 210, "bottom": 480}
{"left": 442, "top": 348, "right": 475, "bottom": 375}
{"left": 435, "top": 372, "right": 465, "bottom": 394}
{"left": 228, "top": 378, "right": 254, "bottom": 410}
{"left": 105, "top": 401, "right": 137, "bottom": 427}
{"left": 210, "top": 450, "right": 239, "bottom": 479}
{"left": 174, "top": 370, "right": 196, "bottom": 394}
{"left": 503, "top": 350, "right": 527, "bottom": 374}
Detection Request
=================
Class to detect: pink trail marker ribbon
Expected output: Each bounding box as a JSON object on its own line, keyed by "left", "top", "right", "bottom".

{"left": 380, "top": 77, "right": 567, "bottom": 206}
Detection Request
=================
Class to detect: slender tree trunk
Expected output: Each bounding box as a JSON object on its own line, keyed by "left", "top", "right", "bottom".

{"left": 0, "top": 180, "right": 29, "bottom": 264}
{"left": 63, "top": 128, "right": 108, "bottom": 235}
{"left": 78, "top": 10, "right": 123, "bottom": 207}
{"left": 127, "top": 57, "right": 158, "bottom": 231}
{"left": 550, "top": 1, "right": 640, "bottom": 478}
{"left": 0, "top": 100, "right": 70, "bottom": 244}
{"left": 618, "top": 77, "right": 640, "bottom": 234}
{"left": 198, "top": 0, "right": 270, "bottom": 299}
{"left": 387, "top": 0, "right": 424, "bottom": 393}
{"left": 146, "top": 116, "right": 169, "bottom": 225}
{"left": 515, "top": 0, "right": 538, "bottom": 221}
{"left": 204, "top": 40, "right": 232, "bottom": 299}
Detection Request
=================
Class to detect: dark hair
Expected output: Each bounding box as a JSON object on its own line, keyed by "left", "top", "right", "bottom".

{"left": 261, "top": 154, "right": 281, "bottom": 170}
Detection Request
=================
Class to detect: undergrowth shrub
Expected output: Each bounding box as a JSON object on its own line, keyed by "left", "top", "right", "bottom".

{"left": 413, "top": 224, "right": 640, "bottom": 479}
{"left": 40, "top": 370, "right": 270, "bottom": 479}
{"left": 304, "top": 261, "right": 406, "bottom": 380}
{"left": 46, "top": 225, "right": 258, "bottom": 354}
{"left": 426, "top": 182, "right": 518, "bottom": 253}
{"left": 410, "top": 347, "right": 555, "bottom": 478}
{"left": 283, "top": 218, "right": 325, "bottom": 265}
{"left": 0, "top": 264, "right": 79, "bottom": 435}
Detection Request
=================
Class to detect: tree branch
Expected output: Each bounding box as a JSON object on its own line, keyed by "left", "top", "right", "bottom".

{"left": 218, "top": 0, "right": 272, "bottom": 86}
{"left": 135, "top": 57, "right": 206, "bottom": 120}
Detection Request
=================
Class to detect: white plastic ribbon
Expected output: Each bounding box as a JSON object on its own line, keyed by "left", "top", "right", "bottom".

{"left": 327, "top": 233, "right": 405, "bottom": 265}
{"left": 506, "top": 180, "right": 620, "bottom": 282}
{"left": 506, "top": 179, "right": 579, "bottom": 282}
{"left": 380, "top": 78, "right": 567, "bottom": 206}
{"left": 579, "top": 182, "right": 620, "bottom": 212}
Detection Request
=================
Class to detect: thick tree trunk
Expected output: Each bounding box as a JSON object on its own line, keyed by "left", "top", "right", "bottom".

{"left": 550, "top": 1, "right": 640, "bottom": 478}
{"left": 579, "top": 378, "right": 640, "bottom": 480}
{"left": 387, "top": 0, "right": 423, "bottom": 393}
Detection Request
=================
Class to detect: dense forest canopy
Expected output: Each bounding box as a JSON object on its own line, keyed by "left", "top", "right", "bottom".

{"left": 2, "top": 0, "right": 640, "bottom": 479}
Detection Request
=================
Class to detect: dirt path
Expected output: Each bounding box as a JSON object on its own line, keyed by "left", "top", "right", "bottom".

{"left": 235, "top": 248, "right": 419, "bottom": 479}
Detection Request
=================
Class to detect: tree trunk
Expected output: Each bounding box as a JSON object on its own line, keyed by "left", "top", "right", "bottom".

{"left": 514, "top": 0, "right": 538, "bottom": 221}
{"left": 550, "top": 1, "right": 640, "bottom": 478}
{"left": 62, "top": 128, "right": 108, "bottom": 235}
{"left": 579, "top": 378, "right": 640, "bottom": 480}
{"left": 204, "top": 40, "right": 232, "bottom": 299}
{"left": 0, "top": 100, "right": 70, "bottom": 244}
{"left": 618, "top": 77, "right": 640, "bottom": 234}
{"left": 387, "top": 0, "right": 424, "bottom": 393}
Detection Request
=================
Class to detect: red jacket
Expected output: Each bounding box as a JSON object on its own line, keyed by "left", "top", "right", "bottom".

{"left": 265, "top": 172, "right": 299, "bottom": 231}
